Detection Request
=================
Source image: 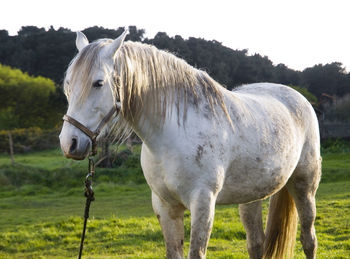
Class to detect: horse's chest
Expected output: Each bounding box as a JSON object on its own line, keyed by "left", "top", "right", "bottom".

{"left": 144, "top": 167, "right": 194, "bottom": 207}
{"left": 141, "top": 145, "right": 193, "bottom": 206}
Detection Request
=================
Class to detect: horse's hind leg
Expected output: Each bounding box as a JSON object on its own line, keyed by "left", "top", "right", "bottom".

{"left": 152, "top": 192, "right": 185, "bottom": 259}
{"left": 239, "top": 201, "right": 265, "bottom": 259}
{"left": 287, "top": 159, "right": 321, "bottom": 259}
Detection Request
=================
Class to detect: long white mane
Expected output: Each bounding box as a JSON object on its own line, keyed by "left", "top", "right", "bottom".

{"left": 115, "top": 41, "right": 230, "bottom": 124}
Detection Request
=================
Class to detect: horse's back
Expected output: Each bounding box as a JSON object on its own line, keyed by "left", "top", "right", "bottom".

{"left": 235, "top": 83, "right": 319, "bottom": 153}
{"left": 230, "top": 83, "right": 316, "bottom": 125}
{"left": 227, "top": 83, "right": 319, "bottom": 146}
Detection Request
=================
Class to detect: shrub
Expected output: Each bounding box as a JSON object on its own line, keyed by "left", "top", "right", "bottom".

{"left": 321, "top": 138, "right": 350, "bottom": 154}
{"left": 324, "top": 93, "right": 350, "bottom": 122}
{"left": 0, "top": 164, "right": 82, "bottom": 189}
{"left": 0, "top": 127, "right": 60, "bottom": 153}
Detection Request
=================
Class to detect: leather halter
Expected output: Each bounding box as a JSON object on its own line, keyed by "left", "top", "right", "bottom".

{"left": 63, "top": 105, "right": 120, "bottom": 155}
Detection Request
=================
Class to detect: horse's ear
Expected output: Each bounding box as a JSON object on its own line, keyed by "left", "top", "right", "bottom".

{"left": 106, "top": 30, "right": 128, "bottom": 59}
{"left": 76, "top": 31, "right": 89, "bottom": 52}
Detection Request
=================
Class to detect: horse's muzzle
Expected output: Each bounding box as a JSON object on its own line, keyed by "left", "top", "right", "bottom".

{"left": 60, "top": 131, "right": 91, "bottom": 160}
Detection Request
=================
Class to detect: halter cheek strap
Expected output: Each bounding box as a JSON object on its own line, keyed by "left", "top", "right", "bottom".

{"left": 63, "top": 104, "right": 120, "bottom": 155}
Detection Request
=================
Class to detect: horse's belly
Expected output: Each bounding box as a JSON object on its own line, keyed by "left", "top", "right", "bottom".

{"left": 216, "top": 163, "right": 292, "bottom": 204}
{"left": 216, "top": 184, "right": 274, "bottom": 204}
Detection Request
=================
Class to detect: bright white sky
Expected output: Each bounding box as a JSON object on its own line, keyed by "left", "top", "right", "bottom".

{"left": 1, "top": 0, "right": 349, "bottom": 72}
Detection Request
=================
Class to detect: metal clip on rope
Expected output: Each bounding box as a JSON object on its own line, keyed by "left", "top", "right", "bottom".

{"left": 85, "top": 155, "right": 95, "bottom": 204}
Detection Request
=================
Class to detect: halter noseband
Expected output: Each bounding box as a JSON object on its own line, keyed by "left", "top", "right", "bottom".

{"left": 63, "top": 104, "right": 120, "bottom": 156}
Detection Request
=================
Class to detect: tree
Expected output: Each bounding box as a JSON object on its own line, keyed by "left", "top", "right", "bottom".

{"left": 301, "top": 62, "right": 349, "bottom": 98}
{"left": 326, "top": 93, "right": 350, "bottom": 122}
{"left": 291, "top": 86, "right": 318, "bottom": 105}
{"left": 0, "top": 64, "right": 62, "bottom": 128}
{"left": 0, "top": 107, "right": 19, "bottom": 164}
{"left": 127, "top": 26, "right": 145, "bottom": 42}
{"left": 274, "top": 64, "right": 301, "bottom": 86}
{"left": 1, "top": 25, "right": 350, "bottom": 125}
{"left": 0, "top": 64, "right": 63, "bottom": 161}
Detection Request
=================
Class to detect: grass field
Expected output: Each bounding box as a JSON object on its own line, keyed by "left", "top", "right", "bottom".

{"left": 0, "top": 145, "right": 349, "bottom": 258}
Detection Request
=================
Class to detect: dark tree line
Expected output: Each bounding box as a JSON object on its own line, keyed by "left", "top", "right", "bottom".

{"left": 0, "top": 25, "right": 349, "bottom": 106}
{"left": 146, "top": 33, "right": 350, "bottom": 98}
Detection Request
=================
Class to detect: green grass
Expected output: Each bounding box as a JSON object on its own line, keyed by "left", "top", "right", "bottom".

{"left": 0, "top": 149, "right": 85, "bottom": 170}
{"left": 321, "top": 152, "right": 350, "bottom": 182}
{"left": 0, "top": 147, "right": 349, "bottom": 258}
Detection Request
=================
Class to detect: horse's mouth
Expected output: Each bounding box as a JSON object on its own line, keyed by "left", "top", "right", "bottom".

{"left": 64, "top": 141, "right": 90, "bottom": 160}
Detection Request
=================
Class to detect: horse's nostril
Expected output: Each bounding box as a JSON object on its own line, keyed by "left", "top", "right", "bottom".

{"left": 70, "top": 138, "right": 78, "bottom": 153}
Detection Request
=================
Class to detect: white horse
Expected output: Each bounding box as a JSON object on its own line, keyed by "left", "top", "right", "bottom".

{"left": 60, "top": 31, "right": 321, "bottom": 259}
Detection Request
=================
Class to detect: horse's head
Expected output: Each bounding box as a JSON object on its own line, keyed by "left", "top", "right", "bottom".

{"left": 59, "top": 31, "right": 127, "bottom": 160}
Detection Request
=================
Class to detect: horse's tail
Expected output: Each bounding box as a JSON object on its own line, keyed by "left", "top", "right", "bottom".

{"left": 263, "top": 186, "right": 298, "bottom": 259}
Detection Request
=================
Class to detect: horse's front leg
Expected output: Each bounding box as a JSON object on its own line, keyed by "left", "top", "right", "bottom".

{"left": 152, "top": 192, "right": 185, "bottom": 259}
{"left": 188, "top": 189, "right": 216, "bottom": 259}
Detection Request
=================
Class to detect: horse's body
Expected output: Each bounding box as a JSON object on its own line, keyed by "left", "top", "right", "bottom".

{"left": 60, "top": 32, "right": 321, "bottom": 259}
{"left": 143, "top": 82, "right": 318, "bottom": 205}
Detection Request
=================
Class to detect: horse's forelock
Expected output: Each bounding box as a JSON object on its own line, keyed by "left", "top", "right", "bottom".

{"left": 64, "top": 39, "right": 113, "bottom": 103}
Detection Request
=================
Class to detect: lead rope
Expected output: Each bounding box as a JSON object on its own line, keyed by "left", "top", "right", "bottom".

{"left": 78, "top": 153, "right": 95, "bottom": 259}
{"left": 63, "top": 102, "right": 120, "bottom": 258}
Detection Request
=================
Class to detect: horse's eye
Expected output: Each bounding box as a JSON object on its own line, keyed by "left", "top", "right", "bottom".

{"left": 93, "top": 80, "right": 104, "bottom": 88}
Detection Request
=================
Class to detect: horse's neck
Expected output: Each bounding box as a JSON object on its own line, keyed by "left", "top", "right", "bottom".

{"left": 128, "top": 92, "right": 231, "bottom": 152}
{"left": 126, "top": 99, "right": 177, "bottom": 147}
